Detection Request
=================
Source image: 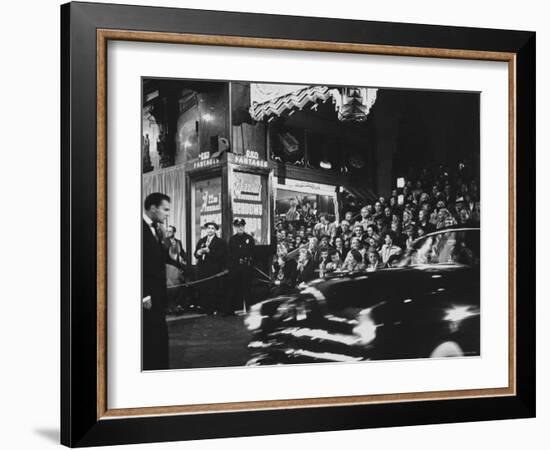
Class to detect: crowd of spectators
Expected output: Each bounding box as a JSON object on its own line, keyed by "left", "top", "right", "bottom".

{"left": 271, "top": 166, "right": 480, "bottom": 295}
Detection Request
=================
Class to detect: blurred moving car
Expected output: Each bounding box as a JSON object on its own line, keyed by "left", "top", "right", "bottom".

{"left": 246, "top": 228, "right": 480, "bottom": 365}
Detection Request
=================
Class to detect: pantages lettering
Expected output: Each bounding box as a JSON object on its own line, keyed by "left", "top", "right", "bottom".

{"left": 193, "top": 157, "right": 220, "bottom": 169}
{"left": 234, "top": 151, "right": 268, "bottom": 168}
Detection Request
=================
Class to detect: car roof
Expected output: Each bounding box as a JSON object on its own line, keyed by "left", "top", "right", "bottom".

{"left": 412, "top": 227, "right": 480, "bottom": 245}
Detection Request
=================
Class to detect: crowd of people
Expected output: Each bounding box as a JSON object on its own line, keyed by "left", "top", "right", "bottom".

{"left": 142, "top": 165, "right": 480, "bottom": 368}
{"left": 271, "top": 169, "right": 480, "bottom": 296}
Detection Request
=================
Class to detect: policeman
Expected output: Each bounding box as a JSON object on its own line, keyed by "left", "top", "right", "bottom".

{"left": 227, "top": 218, "right": 255, "bottom": 315}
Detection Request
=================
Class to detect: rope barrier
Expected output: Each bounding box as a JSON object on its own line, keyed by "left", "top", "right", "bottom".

{"left": 167, "top": 269, "right": 229, "bottom": 289}
{"left": 252, "top": 266, "right": 271, "bottom": 281}
{"left": 167, "top": 266, "right": 273, "bottom": 290}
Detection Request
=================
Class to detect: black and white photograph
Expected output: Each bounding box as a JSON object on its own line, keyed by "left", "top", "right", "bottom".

{"left": 141, "top": 78, "right": 481, "bottom": 371}
{"left": 52, "top": 1, "right": 537, "bottom": 447}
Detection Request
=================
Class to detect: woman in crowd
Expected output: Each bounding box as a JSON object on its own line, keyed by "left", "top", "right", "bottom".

{"left": 402, "top": 227, "right": 416, "bottom": 250}
{"left": 296, "top": 247, "right": 316, "bottom": 286}
{"left": 365, "top": 248, "right": 382, "bottom": 272}
{"left": 401, "top": 209, "right": 415, "bottom": 231}
{"left": 435, "top": 208, "right": 452, "bottom": 230}
{"left": 325, "top": 250, "right": 343, "bottom": 273}
{"left": 346, "top": 249, "right": 365, "bottom": 272}
{"left": 365, "top": 236, "right": 378, "bottom": 250}
{"left": 342, "top": 237, "right": 363, "bottom": 271}
{"left": 379, "top": 232, "right": 403, "bottom": 267}
{"left": 365, "top": 224, "right": 380, "bottom": 246}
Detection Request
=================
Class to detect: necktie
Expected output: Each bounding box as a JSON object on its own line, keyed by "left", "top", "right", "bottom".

{"left": 151, "top": 222, "right": 161, "bottom": 241}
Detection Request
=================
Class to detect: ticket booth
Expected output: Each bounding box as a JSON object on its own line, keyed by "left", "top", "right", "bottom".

{"left": 186, "top": 151, "right": 273, "bottom": 267}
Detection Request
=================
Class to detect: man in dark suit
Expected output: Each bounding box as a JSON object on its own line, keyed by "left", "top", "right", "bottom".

{"left": 194, "top": 222, "right": 227, "bottom": 314}
{"left": 163, "top": 225, "right": 187, "bottom": 271}
{"left": 142, "top": 192, "right": 171, "bottom": 370}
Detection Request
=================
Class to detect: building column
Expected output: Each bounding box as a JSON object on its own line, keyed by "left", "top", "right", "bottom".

{"left": 372, "top": 110, "right": 400, "bottom": 198}
{"left": 149, "top": 84, "right": 180, "bottom": 168}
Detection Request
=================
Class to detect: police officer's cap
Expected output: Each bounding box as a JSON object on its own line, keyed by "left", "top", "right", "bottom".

{"left": 233, "top": 218, "right": 246, "bottom": 227}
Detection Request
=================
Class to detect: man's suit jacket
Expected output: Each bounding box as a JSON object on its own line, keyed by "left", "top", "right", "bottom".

{"left": 164, "top": 237, "right": 187, "bottom": 269}
{"left": 296, "top": 260, "right": 315, "bottom": 284}
{"left": 194, "top": 235, "right": 227, "bottom": 277}
{"left": 142, "top": 220, "right": 167, "bottom": 312}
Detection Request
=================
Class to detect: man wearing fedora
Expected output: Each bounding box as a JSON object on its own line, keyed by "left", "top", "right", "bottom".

{"left": 194, "top": 221, "right": 227, "bottom": 314}
{"left": 227, "top": 218, "right": 256, "bottom": 315}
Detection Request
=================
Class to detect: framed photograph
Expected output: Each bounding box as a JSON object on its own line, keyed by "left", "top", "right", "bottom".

{"left": 61, "top": 2, "right": 536, "bottom": 447}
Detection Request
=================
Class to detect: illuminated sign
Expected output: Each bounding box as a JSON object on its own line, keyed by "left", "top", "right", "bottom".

{"left": 193, "top": 156, "right": 220, "bottom": 169}
{"left": 233, "top": 172, "right": 262, "bottom": 202}
{"left": 233, "top": 150, "right": 268, "bottom": 168}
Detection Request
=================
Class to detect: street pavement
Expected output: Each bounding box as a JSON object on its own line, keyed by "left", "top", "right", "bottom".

{"left": 167, "top": 313, "right": 253, "bottom": 369}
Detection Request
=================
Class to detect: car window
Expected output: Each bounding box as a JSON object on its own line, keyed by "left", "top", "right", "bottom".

{"left": 398, "top": 229, "right": 479, "bottom": 267}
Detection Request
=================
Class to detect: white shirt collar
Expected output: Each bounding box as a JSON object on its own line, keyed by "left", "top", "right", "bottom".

{"left": 143, "top": 213, "right": 154, "bottom": 227}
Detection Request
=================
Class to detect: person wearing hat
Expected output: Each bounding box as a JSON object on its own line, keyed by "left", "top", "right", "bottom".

{"left": 227, "top": 218, "right": 256, "bottom": 315}
{"left": 194, "top": 221, "right": 227, "bottom": 315}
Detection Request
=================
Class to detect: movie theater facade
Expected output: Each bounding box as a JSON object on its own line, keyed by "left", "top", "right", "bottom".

{"left": 141, "top": 78, "right": 479, "bottom": 267}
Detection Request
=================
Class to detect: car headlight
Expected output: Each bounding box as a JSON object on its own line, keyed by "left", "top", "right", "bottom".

{"left": 443, "top": 305, "right": 479, "bottom": 322}
{"left": 244, "top": 305, "right": 264, "bottom": 330}
{"left": 443, "top": 305, "right": 479, "bottom": 332}
{"left": 353, "top": 308, "right": 378, "bottom": 345}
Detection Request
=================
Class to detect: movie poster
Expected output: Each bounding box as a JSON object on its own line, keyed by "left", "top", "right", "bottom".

{"left": 193, "top": 178, "right": 222, "bottom": 253}
{"left": 232, "top": 171, "right": 264, "bottom": 243}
